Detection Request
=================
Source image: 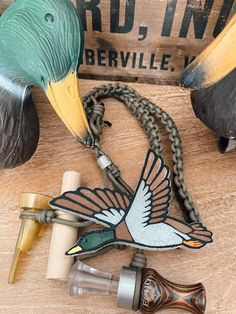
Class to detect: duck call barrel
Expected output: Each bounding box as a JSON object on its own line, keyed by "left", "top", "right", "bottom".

{"left": 8, "top": 193, "right": 52, "bottom": 284}
{"left": 68, "top": 260, "right": 206, "bottom": 314}
{"left": 47, "top": 171, "right": 81, "bottom": 280}
{"left": 69, "top": 260, "right": 119, "bottom": 296}
{"left": 140, "top": 268, "right": 206, "bottom": 314}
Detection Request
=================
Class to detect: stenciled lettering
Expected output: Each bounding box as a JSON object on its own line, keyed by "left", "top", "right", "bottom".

{"left": 162, "top": 0, "right": 178, "bottom": 37}
{"left": 77, "top": 0, "right": 102, "bottom": 31}
{"left": 179, "top": 0, "right": 214, "bottom": 39}
{"left": 213, "top": 0, "right": 234, "bottom": 37}
{"left": 184, "top": 55, "right": 196, "bottom": 68}
{"left": 110, "top": 0, "right": 135, "bottom": 33}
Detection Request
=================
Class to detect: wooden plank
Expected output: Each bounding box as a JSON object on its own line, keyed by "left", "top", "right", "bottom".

{"left": 1, "top": 1, "right": 235, "bottom": 85}
{"left": 77, "top": 0, "right": 236, "bottom": 84}
{"left": 0, "top": 79, "right": 236, "bottom": 313}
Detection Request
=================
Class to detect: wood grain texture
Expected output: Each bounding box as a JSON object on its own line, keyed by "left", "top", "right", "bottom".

{"left": 1, "top": 0, "right": 235, "bottom": 85}
{"left": 140, "top": 268, "right": 206, "bottom": 313}
{"left": 0, "top": 79, "right": 236, "bottom": 314}
{"left": 78, "top": 0, "right": 235, "bottom": 84}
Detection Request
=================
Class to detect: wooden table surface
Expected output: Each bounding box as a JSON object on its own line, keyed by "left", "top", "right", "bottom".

{"left": 0, "top": 80, "right": 235, "bottom": 314}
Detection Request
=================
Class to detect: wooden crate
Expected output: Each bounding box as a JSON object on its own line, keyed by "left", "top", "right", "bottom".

{"left": 76, "top": 0, "right": 235, "bottom": 84}
{"left": 1, "top": 0, "right": 235, "bottom": 84}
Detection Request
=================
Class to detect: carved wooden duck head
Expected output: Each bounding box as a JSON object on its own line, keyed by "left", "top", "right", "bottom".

{"left": 0, "top": 0, "right": 93, "bottom": 168}
{"left": 180, "top": 14, "right": 236, "bottom": 152}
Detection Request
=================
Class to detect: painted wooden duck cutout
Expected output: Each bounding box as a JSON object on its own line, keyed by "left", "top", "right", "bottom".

{"left": 51, "top": 150, "right": 213, "bottom": 257}
{"left": 180, "top": 14, "right": 236, "bottom": 153}
{"left": 0, "top": 0, "right": 93, "bottom": 168}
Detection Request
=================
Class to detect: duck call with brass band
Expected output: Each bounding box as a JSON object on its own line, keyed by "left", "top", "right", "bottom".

{"left": 8, "top": 193, "right": 52, "bottom": 284}
{"left": 69, "top": 254, "right": 206, "bottom": 314}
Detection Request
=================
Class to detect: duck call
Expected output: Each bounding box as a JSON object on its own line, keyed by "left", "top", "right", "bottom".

{"left": 69, "top": 252, "right": 206, "bottom": 314}
{"left": 47, "top": 171, "right": 81, "bottom": 280}
{"left": 8, "top": 193, "right": 52, "bottom": 284}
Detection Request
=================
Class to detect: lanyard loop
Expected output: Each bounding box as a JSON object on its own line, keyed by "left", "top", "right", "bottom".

{"left": 83, "top": 83, "right": 200, "bottom": 223}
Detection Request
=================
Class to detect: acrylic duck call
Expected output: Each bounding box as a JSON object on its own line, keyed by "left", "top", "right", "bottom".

{"left": 8, "top": 193, "right": 52, "bottom": 284}
{"left": 69, "top": 252, "right": 206, "bottom": 314}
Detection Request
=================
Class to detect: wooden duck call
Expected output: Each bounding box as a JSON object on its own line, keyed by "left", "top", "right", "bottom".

{"left": 46, "top": 171, "right": 81, "bottom": 280}
{"left": 139, "top": 268, "right": 205, "bottom": 314}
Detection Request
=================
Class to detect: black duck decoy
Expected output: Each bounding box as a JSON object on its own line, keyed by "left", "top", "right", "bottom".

{"left": 180, "top": 14, "right": 236, "bottom": 153}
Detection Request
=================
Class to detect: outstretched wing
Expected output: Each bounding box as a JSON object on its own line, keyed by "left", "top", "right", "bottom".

{"left": 125, "top": 150, "right": 171, "bottom": 230}
{"left": 50, "top": 187, "right": 131, "bottom": 227}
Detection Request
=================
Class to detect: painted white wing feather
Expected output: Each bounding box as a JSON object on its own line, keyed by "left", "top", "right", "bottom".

{"left": 125, "top": 151, "right": 171, "bottom": 237}
{"left": 50, "top": 187, "right": 130, "bottom": 227}
{"left": 95, "top": 209, "right": 125, "bottom": 225}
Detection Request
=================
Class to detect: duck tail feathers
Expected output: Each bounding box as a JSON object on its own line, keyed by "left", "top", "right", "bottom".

{"left": 189, "top": 222, "right": 213, "bottom": 243}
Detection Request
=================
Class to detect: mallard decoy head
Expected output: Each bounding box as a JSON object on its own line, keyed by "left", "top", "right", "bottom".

{"left": 0, "top": 0, "right": 93, "bottom": 168}
{"left": 180, "top": 14, "right": 236, "bottom": 153}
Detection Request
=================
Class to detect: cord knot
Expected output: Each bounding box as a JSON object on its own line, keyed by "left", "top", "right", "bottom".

{"left": 93, "top": 102, "right": 105, "bottom": 117}
{"left": 109, "top": 165, "right": 120, "bottom": 178}
{"left": 130, "top": 251, "right": 147, "bottom": 269}
{"left": 90, "top": 102, "right": 106, "bottom": 137}
{"left": 35, "top": 210, "right": 55, "bottom": 224}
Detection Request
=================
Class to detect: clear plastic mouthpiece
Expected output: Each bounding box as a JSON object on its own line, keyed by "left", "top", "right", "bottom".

{"left": 69, "top": 261, "right": 119, "bottom": 297}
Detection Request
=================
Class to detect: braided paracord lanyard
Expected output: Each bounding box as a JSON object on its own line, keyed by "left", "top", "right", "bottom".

{"left": 20, "top": 83, "right": 200, "bottom": 230}
{"left": 83, "top": 83, "right": 200, "bottom": 224}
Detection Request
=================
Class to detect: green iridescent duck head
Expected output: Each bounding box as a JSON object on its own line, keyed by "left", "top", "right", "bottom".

{"left": 66, "top": 229, "right": 115, "bottom": 256}
{"left": 0, "top": 0, "right": 93, "bottom": 168}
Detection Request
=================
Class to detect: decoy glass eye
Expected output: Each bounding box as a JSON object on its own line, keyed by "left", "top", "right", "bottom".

{"left": 45, "top": 13, "right": 54, "bottom": 23}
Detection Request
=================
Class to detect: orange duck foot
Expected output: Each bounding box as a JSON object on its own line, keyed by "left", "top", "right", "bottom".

{"left": 183, "top": 240, "right": 205, "bottom": 248}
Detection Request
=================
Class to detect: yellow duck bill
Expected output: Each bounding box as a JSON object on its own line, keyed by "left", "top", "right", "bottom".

{"left": 66, "top": 245, "right": 82, "bottom": 255}
{"left": 180, "top": 14, "right": 236, "bottom": 89}
{"left": 46, "top": 72, "right": 94, "bottom": 147}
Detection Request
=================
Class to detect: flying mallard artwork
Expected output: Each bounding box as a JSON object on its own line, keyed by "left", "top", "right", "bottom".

{"left": 50, "top": 150, "right": 213, "bottom": 257}
{"left": 0, "top": 0, "right": 92, "bottom": 169}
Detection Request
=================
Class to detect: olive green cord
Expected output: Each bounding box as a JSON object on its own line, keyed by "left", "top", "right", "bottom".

{"left": 83, "top": 83, "right": 200, "bottom": 223}
{"left": 20, "top": 83, "right": 200, "bottom": 230}
{"left": 20, "top": 209, "right": 92, "bottom": 228}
